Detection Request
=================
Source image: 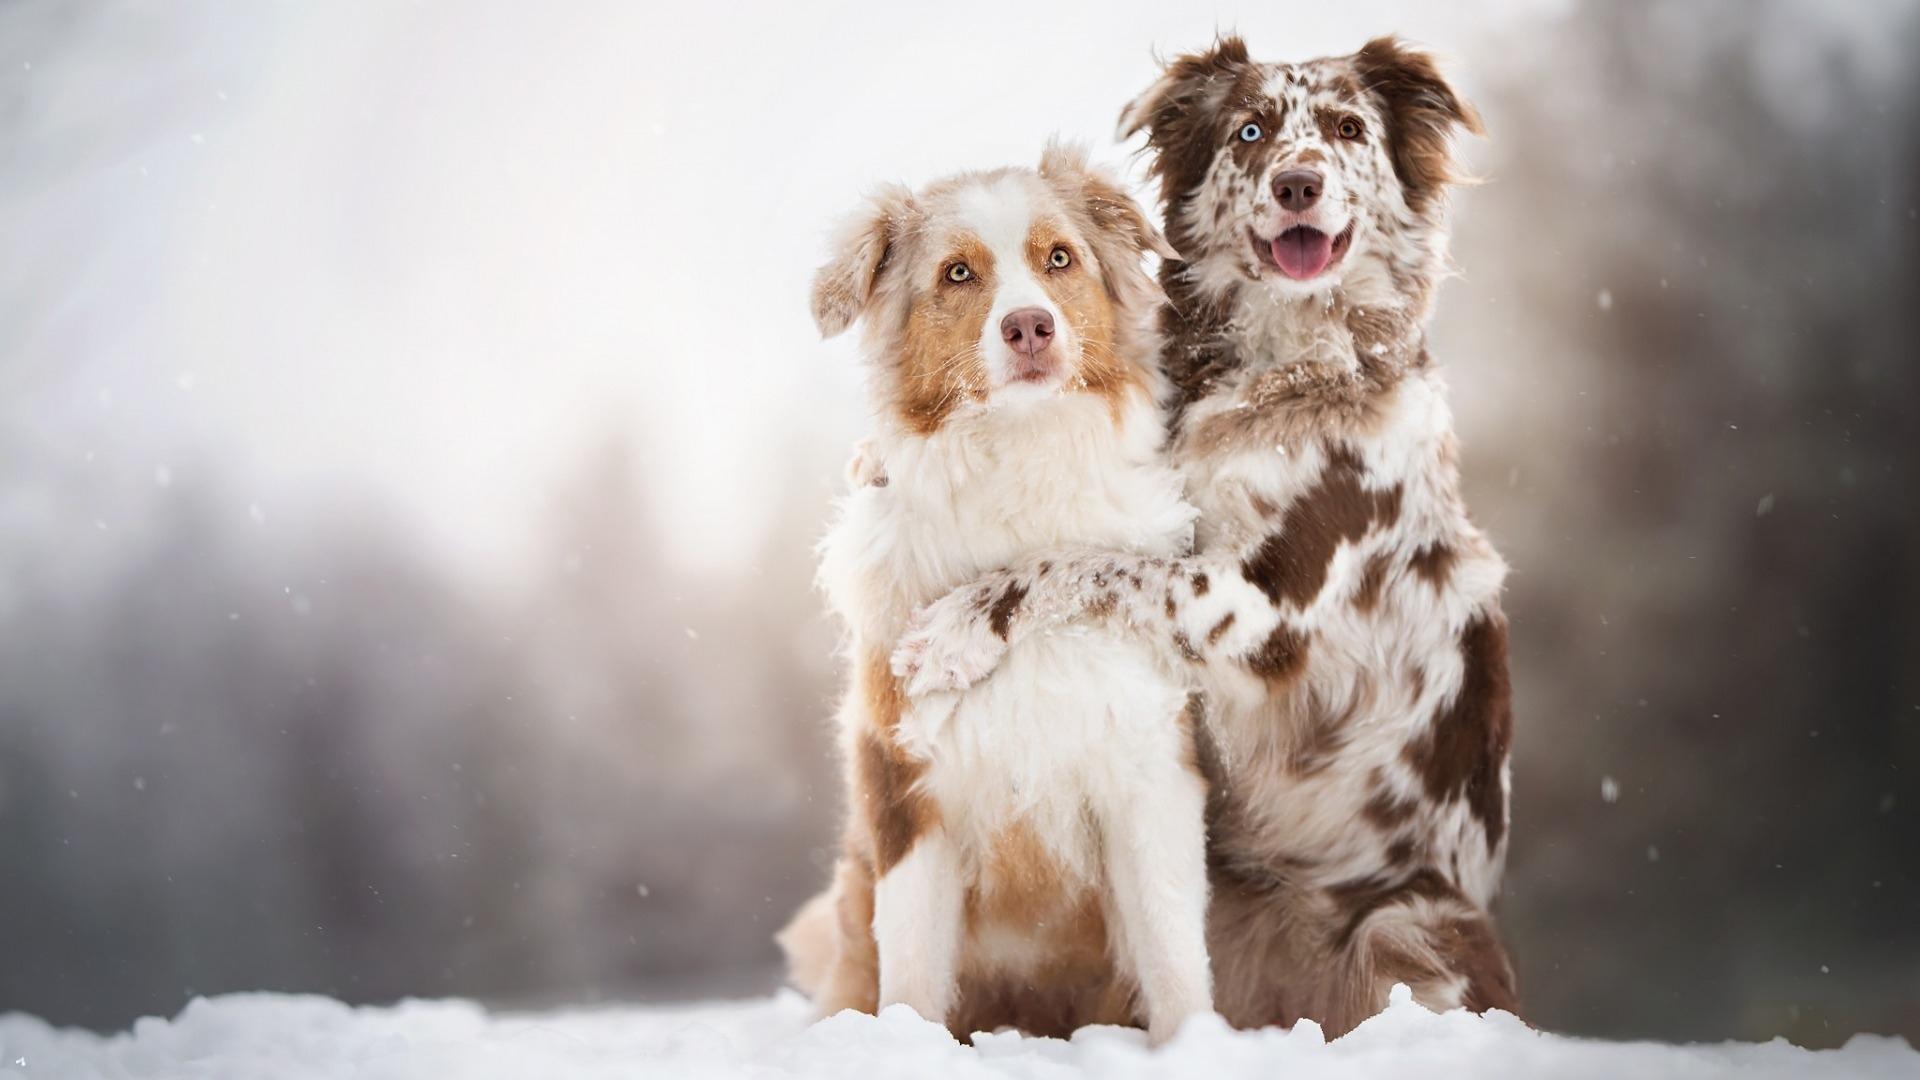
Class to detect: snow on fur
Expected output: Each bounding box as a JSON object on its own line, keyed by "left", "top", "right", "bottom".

{"left": 2, "top": 985, "right": 1913, "bottom": 1080}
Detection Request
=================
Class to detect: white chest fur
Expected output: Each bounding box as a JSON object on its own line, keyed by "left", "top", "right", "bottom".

{"left": 820, "top": 394, "right": 1196, "bottom": 645}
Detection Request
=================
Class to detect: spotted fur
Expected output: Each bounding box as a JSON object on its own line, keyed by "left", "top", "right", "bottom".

{"left": 782, "top": 146, "right": 1215, "bottom": 1044}
{"left": 893, "top": 38, "right": 1517, "bottom": 1037}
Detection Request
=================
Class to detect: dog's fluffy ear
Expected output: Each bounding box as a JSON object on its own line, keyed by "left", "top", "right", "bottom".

{"left": 1354, "top": 36, "right": 1483, "bottom": 212}
{"left": 1040, "top": 141, "right": 1173, "bottom": 306}
{"left": 810, "top": 185, "right": 915, "bottom": 339}
{"left": 1117, "top": 35, "right": 1251, "bottom": 143}
{"left": 1040, "top": 141, "right": 1176, "bottom": 260}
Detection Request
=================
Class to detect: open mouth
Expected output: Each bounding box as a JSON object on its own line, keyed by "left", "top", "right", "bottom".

{"left": 1251, "top": 223, "right": 1355, "bottom": 281}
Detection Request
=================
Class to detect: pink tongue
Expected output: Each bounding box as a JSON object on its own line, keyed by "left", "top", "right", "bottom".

{"left": 1271, "top": 228, "right": 1333, "bottom": 280}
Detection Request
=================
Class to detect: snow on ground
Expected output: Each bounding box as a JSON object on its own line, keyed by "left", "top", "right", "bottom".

{"left": 2, "top": 985, "right": 1913, "bottom": 1080}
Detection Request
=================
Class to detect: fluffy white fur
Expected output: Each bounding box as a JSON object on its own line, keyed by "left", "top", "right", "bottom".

{"left": 813, "top": 161, "right": 1215, "bottom": 1043}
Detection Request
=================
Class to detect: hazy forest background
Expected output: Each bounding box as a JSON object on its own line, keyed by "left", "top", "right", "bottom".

{"left": 1, "top": 0, "right": 1914, "bottom": 1046}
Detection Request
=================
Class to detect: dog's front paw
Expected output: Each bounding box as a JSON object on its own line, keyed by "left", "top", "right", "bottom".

{"left": 845, "top": 437, "right": 888, "bottom": 490}
{"left": 890, "top": 593, "right": 1009, "bottom": 697}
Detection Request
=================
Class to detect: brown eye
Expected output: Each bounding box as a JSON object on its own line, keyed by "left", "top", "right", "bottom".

{"left": 1338, "top": 117, "right": 1363, "bottom": 140}
{"left": 1048, "top": 247, "right": 1071, "bottom": 269}
{"left": 946, "top": 263, "right": 972, "bottom": 283}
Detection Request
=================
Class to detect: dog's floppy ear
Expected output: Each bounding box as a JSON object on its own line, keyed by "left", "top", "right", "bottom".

{"left": 1353, "top": 36, "right": 1483, "bottom": 212}
{"left": 1117, "top": 37, "right": 1253, "bottom": 214}
{"left": 1040, "top": 141, "right": 1172, "bottom": 307}
{"left": 1117, "top": 35, "right": 1251, "bottom": 143}
{"left": 1040, "top": 141, "right": 1176, "bottom": 260}
{"left": 810, "top": 184, "right": 915, "bottom": 339}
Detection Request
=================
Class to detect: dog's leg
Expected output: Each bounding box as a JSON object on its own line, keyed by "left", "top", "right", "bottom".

{"left": 1097, "top": 727, "right": 1214, "bottom": 1044}
{"left": 892, "top": 551, "right": 1285, "bottom": 697}
{"left": 872, "top": 828, "right": 964, "bottom": 1026}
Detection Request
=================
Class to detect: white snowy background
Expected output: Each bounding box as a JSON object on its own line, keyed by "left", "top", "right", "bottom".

{"left": 2, "top": 0, "right": 1917, "bottom": 1073}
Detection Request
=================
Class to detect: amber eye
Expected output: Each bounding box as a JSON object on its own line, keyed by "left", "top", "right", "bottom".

{"left": 1338, "top": 117, "right": 1363, "bottom": 140}
{"left": 1048, "top": 247, "right": 1071, "bottom": 269}
{"left": 946, "top": 263, "right": 973, "bottom": 283}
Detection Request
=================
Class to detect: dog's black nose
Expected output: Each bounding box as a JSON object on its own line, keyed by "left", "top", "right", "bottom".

{"left": 1272, "top": 169, "right": 1323, "bottom": 213}
{"left": 1001, "top": 307, "right": 1055, "bottom": 355}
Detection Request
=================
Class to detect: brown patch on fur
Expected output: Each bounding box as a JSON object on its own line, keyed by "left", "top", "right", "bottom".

{"left": 1086, "top": 590, "right": 1120, "bottom": 621}
{"left": 1244, "top": 623, "right": 1309, "bottom": 684}
{"left": 1353, "top": 37, "right": 1484, "bottom": 214}
{"left": 1360, "top": 777, "right": 1419, "bottom": 831}
{"left": 1352, "top": 551, "right": 1393, "bottom": 613}
{"left": 1286, "top": 690, "right": 1357, "bottom": 776}
{"left": 1241, "top": 444, "right": 1402, "bottom": 608}
{"left": 1346, "top": 304, "right": 1427, "bottom": 371}
{"left": 894, "top": 235, "right": 995, "bottom": 434}
{"left": 946, "top": 823, "right": 1139, "bottom": 1040}
{"left": 854, "top": 649, "right": 937, "bottom": 873}
{"left": 1172, "top": 629, "right": 1203, "bottom": 662}
{"left": 950, "top": 884, "right": 1134, "bottom": 1039}
{"left": 1206, "top": 611, "right": 1237, "bottom": 647}
{"left": 1190, "top": 571, "right": 1211, "bottom": 596}
{"left": 1409, "top": 542, "right": 1456, "bottom": 588}
{"left": 966, "top": 823, "right": 1073, "bottom": 929}
{"left": 1405, "top": 614, "right": 1513, "bottom": 851}
{"left": 1326, "top": 867, "right": 1457, "bottom": 949}
{"left": 987, "top": 580, "right": 1029, "bottom": 641}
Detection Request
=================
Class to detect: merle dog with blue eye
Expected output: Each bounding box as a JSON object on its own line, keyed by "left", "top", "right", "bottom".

{"left": 885, "top": 34, "right": 1518, "bottom": 1037}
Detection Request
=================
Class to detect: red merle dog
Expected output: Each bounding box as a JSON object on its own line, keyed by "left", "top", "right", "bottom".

{"left": 891, "top": 36, "right": 1518, "bottom": 1036}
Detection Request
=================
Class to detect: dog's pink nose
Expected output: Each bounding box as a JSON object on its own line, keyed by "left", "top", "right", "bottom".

{"left": 1000, "top": 307, "right": 1055, "bottom": 356}
{"left": 1272, "top": 169, "right": 1323, "bottom": 213}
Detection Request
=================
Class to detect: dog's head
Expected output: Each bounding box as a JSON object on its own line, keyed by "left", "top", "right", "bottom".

{"left": 811, "top": 144, "right": 1173, "bottom": 435}
{"left": 1122, "top": 36, "right": 1480, "bottom": 303}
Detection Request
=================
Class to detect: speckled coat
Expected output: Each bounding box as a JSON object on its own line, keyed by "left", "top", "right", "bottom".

{"left": 892, "top": 36, "right": 1520, "bottom": 1036}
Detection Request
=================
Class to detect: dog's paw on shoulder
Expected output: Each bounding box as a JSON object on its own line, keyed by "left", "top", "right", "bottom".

{"left": 891, "top": 600, "right": 1007, "bottom": 697}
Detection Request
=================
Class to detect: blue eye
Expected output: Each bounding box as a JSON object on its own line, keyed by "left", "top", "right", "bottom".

{"left": 1238, "top": 122, "right": 1262, "bottom": 143}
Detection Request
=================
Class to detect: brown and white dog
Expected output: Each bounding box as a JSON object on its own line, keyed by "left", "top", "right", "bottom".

{"left": 892, "top": 37, "right": 1520, "bottom": 1036}
{"left": 784, "top": 145, "right": 1214, "bottom": 1043}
